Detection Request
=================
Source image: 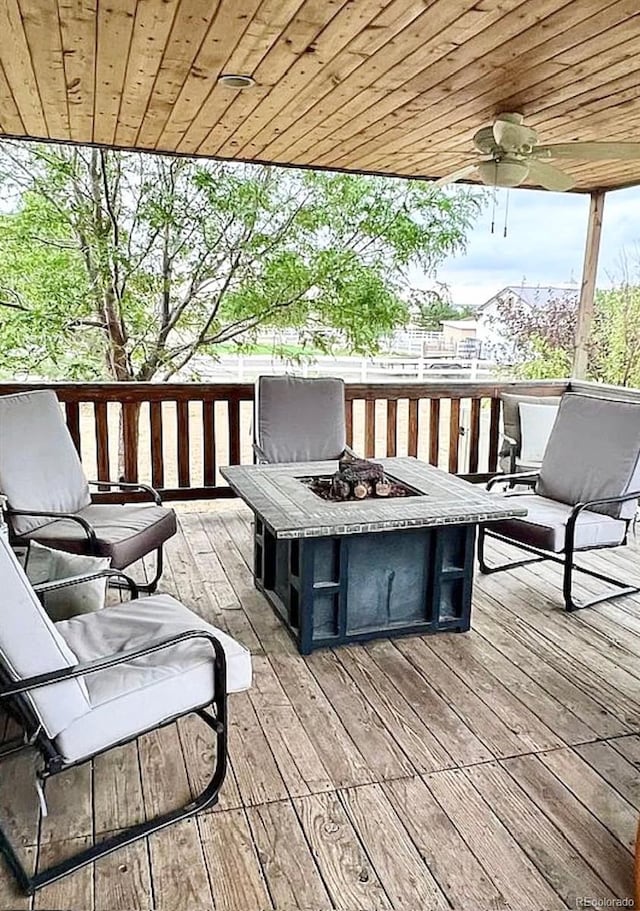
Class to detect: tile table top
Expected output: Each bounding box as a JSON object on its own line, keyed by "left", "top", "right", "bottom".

{"left": 221, "top": 457, "right": 527, "bottom": 539}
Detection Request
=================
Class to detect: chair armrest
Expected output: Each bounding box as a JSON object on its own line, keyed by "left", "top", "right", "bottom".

{"left": 0, "top": 629, "right": 227, "bottom": 701}
{"left": 87, "top": 480, "right": 162, "bottom": 505}
{"left": 501, "top": 435, "right": 518, "bottom": 474}
{"left": 252, "top": 441, "right": 269, "bottom": 464}
{"left": 569, "top": 490, "right": 640, "bottom": 519}
{"left": 486, "top": 471, "right": 539, "bottom": 491}
{"left": 6, "top": 509, "right": 97, "bottom": 546}
{"left": 566, "top": 490, "right": 640, "bottom": 550}
{"left": 33, "top": 569, "right": 138, "bottom": 598}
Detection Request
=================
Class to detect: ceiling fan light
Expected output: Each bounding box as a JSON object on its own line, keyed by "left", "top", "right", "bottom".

{"left": 478, "top": 158, "right": 529, "bottom": 187}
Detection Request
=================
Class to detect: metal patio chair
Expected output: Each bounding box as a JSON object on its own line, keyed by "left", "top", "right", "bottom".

{"left": 0, "top": 521, "right": 251, "bottom": 895}
{"left": 0, "top": 390, "right": 177, "bottom": 591}
{"left": 253, "top": 375, "right": 354, "bottom": 463}
{"left": 478, "top": 392, "right": 640, "bottom": 611}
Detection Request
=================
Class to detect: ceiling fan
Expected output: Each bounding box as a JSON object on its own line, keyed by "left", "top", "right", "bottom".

{"left": 435, "top": 113, "right": 640, "bottom": 191}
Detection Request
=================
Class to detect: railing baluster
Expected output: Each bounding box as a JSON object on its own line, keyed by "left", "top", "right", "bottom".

{"left": 429, "top": 399, "right": 440, "bottom": 466}
{"left": 228, "top": 398, "right": 241, "bottom": 465}
{"left": 65, "top": 401, "right": 81, "bottom": 454}
{"left": 365, "top": 399, "right": 375, "bottom": 458}
{"left": 408, "top": 399, "right": 418, "bottom": 457}
{"left": 488, "top": 398, "right": 501, "bottom": 473}
{"left": 176, "top": 400, "right": 190, "bottom": 487}
{"left": 150, "top": 402, "right": 164, "bottom": 490}
{"left": 448, "top": 398, "right": 461, "bottom": 474}
{"left": 469, "top": 398, "right": 481, "bottom": 474}
{"left": 122, "top": 402, "right": 139, "bottom": 483}
{"left": 386, "top": 399, "right": 397, "bottom": 457}
{"left": 345, "top": 399, "right": 353, "bottom": 449}
{"left": 94, "top": 401, "right": 110, "bottom": 483}
{"left": 203, "top": 400, "right": 216, "bottom": 486}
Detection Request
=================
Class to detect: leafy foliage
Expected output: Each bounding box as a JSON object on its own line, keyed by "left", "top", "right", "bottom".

{"left": 0, "top": 142, "right": 481, "bottom": 381}
{"left": 413, "top": 290, "right": 474, "bottom": 331}
{"left": 491, "top": 281, "right": 640, "bottom": 386}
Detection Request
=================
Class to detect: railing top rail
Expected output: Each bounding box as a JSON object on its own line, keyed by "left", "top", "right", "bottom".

{"left": 0, "top": 378, "right": 571, "bottom": 402}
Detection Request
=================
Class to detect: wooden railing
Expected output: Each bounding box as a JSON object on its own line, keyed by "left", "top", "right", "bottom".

{"left": 0, "top": 379, "right": 574, "bottom": 500}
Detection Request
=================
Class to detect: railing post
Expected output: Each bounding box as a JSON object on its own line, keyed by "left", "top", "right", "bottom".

{"left": 573, "top": 189, "right": 606, "bottom": 379}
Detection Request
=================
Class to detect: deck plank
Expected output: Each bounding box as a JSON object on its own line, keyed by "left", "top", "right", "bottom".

{"left": 365, "top": 639, "right": 492, "bottom": 767}
{"left": 575, "top": 740, "right": 640, "bottom": 809}
{"left": 148, "top": 819, "right": 213, "bottom": 910}
{"left": 199, "top": 808, "right": 272, "bottom": 911}
{"left": 305, "top": 650, "right": 416, "bottom": 781}
{"left": 396, "top": 637, "right": 553, "bottom": 759}
{"left": 34, "top": 837, "right": 93, "bottom": 911}
{"left": 383, "top": 775, "right": 510, "bottom": 911}
{"left": 93, "top": 742, "right": 145, "bottom": 834}
{"left": 94, "top": 841, "right": 152, "bottom": 911}
{"left": 467, "top": 760, "right": 616, "bottom": 908}
{"left": 424, "top": 768, "right": 566, "bottom": 911}
{"left": 337, "top": 645, "right": 455, "bottom": 773}
{"left": 538, "top": 747, "right": 638, "bottom": 851}
{"left": 247, "top": 799, "right": 332, "bottom": 910}
{"left": 341, "top": 782, "right": 450, "bottom": 911}
{"left": 504, "top": 753, "right": 635, "bottom": 898}
{"left": 295, "top": 791, "right": 392, "bottom": 909}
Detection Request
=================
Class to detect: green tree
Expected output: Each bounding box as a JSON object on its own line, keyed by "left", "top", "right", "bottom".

{"left": 490, "top": 277, "right": 640, "bottom": 386}
{"left": 413, "top": 290, "right": 473, "bottom": 331}
{"left": 591, "top": 283, "right": 640, "bottom": 387}
{"left": 0, "top": 141, "right": 481, "bottom": 381}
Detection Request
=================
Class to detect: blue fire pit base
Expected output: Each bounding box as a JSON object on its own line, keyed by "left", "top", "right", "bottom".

{"left": 253, "top": 519, "right": 475, "bottom": 654}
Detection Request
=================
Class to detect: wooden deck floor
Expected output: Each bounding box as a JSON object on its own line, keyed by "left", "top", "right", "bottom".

{"left": 1, "top": 500, "right": 639, "bottom": 911}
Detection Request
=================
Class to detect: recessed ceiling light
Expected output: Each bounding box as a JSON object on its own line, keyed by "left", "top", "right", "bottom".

{"left": 218, "top": 74, "right": 256, "bottom": 89}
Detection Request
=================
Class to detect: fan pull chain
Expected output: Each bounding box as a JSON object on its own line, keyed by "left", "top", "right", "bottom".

{"left": 490, "top": 174, "right": 497, "bottom": 234}
{"left": 503, "top": 189, "right": 510, "bottom": 238}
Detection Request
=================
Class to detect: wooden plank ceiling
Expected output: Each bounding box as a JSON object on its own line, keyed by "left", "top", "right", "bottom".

{"left": 1, "top": 0, "right": 640, "bottom": 191}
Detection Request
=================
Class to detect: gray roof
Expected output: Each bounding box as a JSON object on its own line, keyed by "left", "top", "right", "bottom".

{"left": 478, "top": 285, "right": 579, "bottom": 311}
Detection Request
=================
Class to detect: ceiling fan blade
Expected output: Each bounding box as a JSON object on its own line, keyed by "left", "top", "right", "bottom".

{"left": 537, "top": 141, "right": 640, "bottom": 161}
{"left": 528, "top": 159, "right": 575, "bottom": 192}
{"left": 493, "top": 119, "right": 538, "bottom": 151}
{"left": 432, "top": 165, "right": 478, "bottom": 187}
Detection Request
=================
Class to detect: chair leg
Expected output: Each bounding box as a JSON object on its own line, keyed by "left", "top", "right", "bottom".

{"left": 562, "top": 547, "right": 640, "bottom": 611}
{"left": 0, "top": 669, "right": 226, "bottom": 895}
{"left": 135, "top": 545, "right": 164, "bottom": 594}
{"left": 109, "top": 546, "right": 164, "bottom": 595}
{"left": 478, "top": 527, "right": 640, "bottom": 612}
{"left": 477, "top": 526, "right": 547, "bottom": 575}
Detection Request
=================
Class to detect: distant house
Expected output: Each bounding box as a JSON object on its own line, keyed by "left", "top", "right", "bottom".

{"left": 439, "top": 318, "right": 480, "bottom": 358}
{"left": 476, "top": 284, "right": 578, "bottom": 362}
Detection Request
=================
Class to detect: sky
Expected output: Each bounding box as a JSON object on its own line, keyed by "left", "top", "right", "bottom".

{"left": 427, "top": 184, "right": 640, "bottom": 308}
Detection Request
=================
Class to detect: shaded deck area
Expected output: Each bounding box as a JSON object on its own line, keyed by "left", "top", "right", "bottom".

{"left": 1, "top": 500, "right": 639, "bottom": 910}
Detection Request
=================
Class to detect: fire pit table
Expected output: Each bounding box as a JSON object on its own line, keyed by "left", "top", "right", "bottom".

{"left": 221, "top": 457, "right": 526, "bottom": 654}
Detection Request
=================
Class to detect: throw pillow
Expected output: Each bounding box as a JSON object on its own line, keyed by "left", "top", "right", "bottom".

{"left": 25, "top": 541, "right": 111, "bottom": 622}
{"left": 519, "top": 401, "right": 559, "bottom": 464}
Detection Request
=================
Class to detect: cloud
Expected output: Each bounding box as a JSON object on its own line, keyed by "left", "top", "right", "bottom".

{"left": 431, "top": 185, "right": 640, "bottom": 307}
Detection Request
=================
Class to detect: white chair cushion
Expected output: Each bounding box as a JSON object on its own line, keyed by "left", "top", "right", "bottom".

{"left": 518, "top": 401, "right": 559, "bottom": 463}
{"left": 0, "top": 391, "right": 91, "bottom": 535}
{"left": 489, "top": 494, "right": 627, "bottom": 553}
{"left": 0, "top": 532, "right": 90, "bottom": 738}
{"left": 54, "top": 594, "right": 252, "bottom": 762}
{"left": 25, "top": 541, "right": 110, "bottom": 622}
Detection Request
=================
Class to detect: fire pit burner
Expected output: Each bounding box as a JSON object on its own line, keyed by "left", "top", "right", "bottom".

{"left": 301, "top": 457, "right": 420, "bottom": 502}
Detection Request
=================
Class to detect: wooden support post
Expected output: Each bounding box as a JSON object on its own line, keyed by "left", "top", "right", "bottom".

{"left": 573, "top": 190, "right": 605, "bottom": 379}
